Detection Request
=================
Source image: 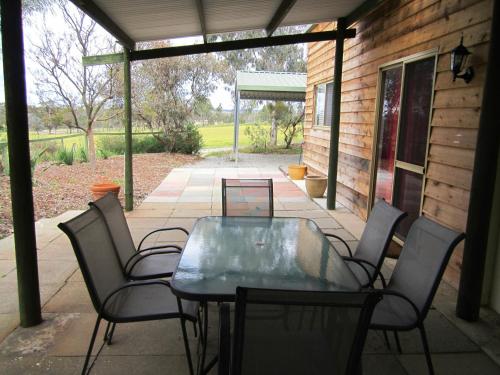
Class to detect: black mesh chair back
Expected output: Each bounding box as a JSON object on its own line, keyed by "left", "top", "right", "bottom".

{"left": 222, "top": 178, "right": 273, "bottom": 217}
{"left": 58, "top": 207, "right": 126, "bottom": 313}
{"left": 388, "top": 216, "right": 465, "bottom": 321}
{"left": 355, "top": 200, "right": 406, "bottom": 277}
{"left": 230, "top": 288, "right": 381, "bottom": 375}
{"left": 89, "top": 192, "right": 137, "bottom": 269}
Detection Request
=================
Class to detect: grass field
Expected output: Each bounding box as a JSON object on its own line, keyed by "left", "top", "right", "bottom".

{"left": 0, "top": 123, "right": 303, "bottom": 150}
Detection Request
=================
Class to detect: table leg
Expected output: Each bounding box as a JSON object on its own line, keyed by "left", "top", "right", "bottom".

{"left": 197, "top": 302, "right": 208, "bottom": 375}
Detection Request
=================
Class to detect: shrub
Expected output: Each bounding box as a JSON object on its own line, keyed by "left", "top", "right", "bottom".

{"left": 244, "top": 124, "right": 269, "bottom": 152}
{"left": 160, "top": 124, "right": 203, "bottom": 154}
{"left": 55, "top": 147, "right": 74, "bottom": 165}
{"left": 77, "top": 147, "right": 88, "bottom": 162}
{"left": 97, "top": 134, "right": 167, "bottom": 155}
{"left": 133, "top": 136, "right": 166, "bottom": 153}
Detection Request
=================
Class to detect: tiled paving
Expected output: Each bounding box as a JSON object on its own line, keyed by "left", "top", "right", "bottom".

{"left": 0, "top": 165, "right": 499, "bottom": 374}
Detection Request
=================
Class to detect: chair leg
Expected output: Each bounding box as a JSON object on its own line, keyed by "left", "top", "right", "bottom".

{"left": 103, "top": 321, "right": 111, "bottom": 343}
{"left": 107, "top": 323, "right": 117, "bottom": 344}
{"left": 193, "top": 321, "right": 198, "bottom": 338}
{"left": 180, "top": 318, "right": 194, "bottom": 375}
{"left": 382, "top": 330, "right": 391, "bottom": 350}
{"left": 418, "top": 324, "right": 435, "bottom": 375}
{"left": 393, "top": 331, "right": 402, "bottom": 354}
{"left": 82, "top": 316, "right": 102, "bottom": 375}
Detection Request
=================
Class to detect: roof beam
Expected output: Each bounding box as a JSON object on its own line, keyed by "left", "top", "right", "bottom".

{"left": 266, "top": 0, "right": 297, "bottom": 37}
{"left": 195, "top": 0, "right": 208, "bottom": 43}
{"left": 68, "top": 0, "right": 135, "bottom": 50}
{"left": 131, "top": 29, "right": 356, "bottom": 61}
{"left": 345, "top": 0, "right": 387, "bottom": 27}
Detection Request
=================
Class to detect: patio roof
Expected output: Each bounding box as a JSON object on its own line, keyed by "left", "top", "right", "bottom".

{"left": 70, "top": 0, "right": 367, "bottom": 47}
{"left": 236, "top": 71, "right": 306, "bottom": 101}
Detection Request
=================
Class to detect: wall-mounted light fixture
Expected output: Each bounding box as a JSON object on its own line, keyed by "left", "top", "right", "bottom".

{"left": 451, "top": 36, "right": 474, "bottom": 83}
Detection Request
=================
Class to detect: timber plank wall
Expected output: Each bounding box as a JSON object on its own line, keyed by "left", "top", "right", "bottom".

{"left": 303, "top": 0, "right": 493, "bottom": 287}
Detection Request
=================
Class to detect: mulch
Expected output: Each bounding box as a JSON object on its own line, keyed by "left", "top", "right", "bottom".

{"left": 0, "top": 153, "right": 200, "bottom": 239}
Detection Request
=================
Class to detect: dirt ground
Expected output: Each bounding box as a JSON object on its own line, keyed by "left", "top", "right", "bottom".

{"left": 0, "top": 153, "right": 200, "bottom": 239}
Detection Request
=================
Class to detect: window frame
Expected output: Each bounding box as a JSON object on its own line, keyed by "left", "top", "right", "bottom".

{"left": 312, "top": 80, "right": 334, "bottom": 128}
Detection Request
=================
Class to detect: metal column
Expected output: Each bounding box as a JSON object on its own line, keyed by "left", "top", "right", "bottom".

{"left": 1, "top": 0, "right": 42, "bottom": 327}
{"left": 326, "top": 18, "right": 347, "bottom": 210}
{"left": 233, "top": 84, "right": 240, "bottom": 163}
{"left": 123, "top": 48, "right": 133, "bottom": 211}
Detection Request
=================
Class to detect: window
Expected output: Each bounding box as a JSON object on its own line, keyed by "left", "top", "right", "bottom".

{"left": 314, "top": 81, "right": 333, "bottom": 126}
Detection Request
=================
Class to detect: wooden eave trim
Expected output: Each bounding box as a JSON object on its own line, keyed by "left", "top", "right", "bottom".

{"left": 69, "top": 0, "right": 135, "bottom": 49}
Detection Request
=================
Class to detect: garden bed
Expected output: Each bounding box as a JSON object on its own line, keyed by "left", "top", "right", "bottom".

{"left": 0, "top": 153, "right": 200, "bottom": 239}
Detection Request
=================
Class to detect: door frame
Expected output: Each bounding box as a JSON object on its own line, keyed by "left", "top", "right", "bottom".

{"left": 368, "top": 49, "right": 438, "bottom": 242}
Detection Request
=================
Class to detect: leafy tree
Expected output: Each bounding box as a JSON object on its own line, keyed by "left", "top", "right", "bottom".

{"left": 264, "top": 101, "right": 304, "bottom": 149}
{"left": 133, "top": 41, "right": 221, "bottom": 152}
{"left": 30, "top": 0, "right": 120, "bottom": 165}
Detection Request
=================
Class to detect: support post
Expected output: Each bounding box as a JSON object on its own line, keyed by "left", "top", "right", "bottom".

{"left": 1, "top": 0, "right": 42, "bottom": 327}
{"left": 123, "top": 48, "right": 133, "bottom": 211}
{"left": 326, "top": 18, "right": 347, "bottom": 210}
{"left": 456, "top": 0, "right": 500, "bottom": 321}
{"left": 233, "top": 85, "right": 240, "bottom": 163}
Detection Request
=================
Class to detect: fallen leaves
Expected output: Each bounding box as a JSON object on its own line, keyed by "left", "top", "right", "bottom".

{"left": 0, "top": 153, "right": 200, "bottom": 239}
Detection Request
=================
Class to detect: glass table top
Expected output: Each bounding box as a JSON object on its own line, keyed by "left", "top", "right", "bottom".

{"left": 171, "top": 216, "right": 361, "bottom": 301}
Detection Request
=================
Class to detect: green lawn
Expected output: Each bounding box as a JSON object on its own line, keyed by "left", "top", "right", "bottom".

{"left": 0, "top": 124, "right": 303, "bottom": 150}
{"left": 199, "top": 124, "right": 303, "bottom": 148}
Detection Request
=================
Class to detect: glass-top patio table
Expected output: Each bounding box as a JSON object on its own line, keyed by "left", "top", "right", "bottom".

{"left": 171, "top": 216, "right": 361, "bottom": 374}
{"left": 171, "top": 216, "right": 361, "bottom": 301}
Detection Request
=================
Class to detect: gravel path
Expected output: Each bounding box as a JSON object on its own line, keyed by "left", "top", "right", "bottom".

{"left": 187, "top": 152, "right": 301, "bottom": 169}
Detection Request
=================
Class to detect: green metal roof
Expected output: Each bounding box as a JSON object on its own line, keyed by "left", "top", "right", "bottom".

{"left": 236, "top": 71, "right": 307, "bottom": 101}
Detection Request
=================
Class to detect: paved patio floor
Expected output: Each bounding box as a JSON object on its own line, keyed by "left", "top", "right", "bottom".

{"left": 1, "top": 165, "right": 499, "bottom": 374}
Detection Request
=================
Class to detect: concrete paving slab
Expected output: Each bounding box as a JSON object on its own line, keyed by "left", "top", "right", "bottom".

{"left": 0, "top": 260, "right": 15, "bottom": 278}
{"left": 92, "top": 355, "right": 190, "bottom": 375}
{"left": 0, "top": 354, "right": 83, "bottom": 375}
{"left": 392, "top": 310, "right": 479, "bottom": 354}
{"left": 399, "top": 352, "right": 500, "bottom": 375}
{"left": 0, "top": 314, "right": 19, "bottom": 343}
{"left": 0, "top": 313, "right": 79, "bottom": 356}
{"left": 42, "top": 283, "right": 93, "bottom": 314}
{"left": 363, "top": 353, "right": 408, "bottom": 375}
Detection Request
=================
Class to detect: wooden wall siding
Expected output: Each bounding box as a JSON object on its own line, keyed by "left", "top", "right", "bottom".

{"left": 303, "top": 0, "right": 492, "bottom": 287}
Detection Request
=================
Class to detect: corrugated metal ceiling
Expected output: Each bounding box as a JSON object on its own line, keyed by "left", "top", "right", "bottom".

{"left": 90, "top": 0, "right": 366, "bottom": 42}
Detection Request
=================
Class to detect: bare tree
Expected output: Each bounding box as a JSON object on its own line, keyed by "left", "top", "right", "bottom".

{"left": 30, "top": 0, "right": 120, "bottom": 165}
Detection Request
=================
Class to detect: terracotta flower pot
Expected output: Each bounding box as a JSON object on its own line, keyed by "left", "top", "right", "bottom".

{"left": 288, "top": 164, "right": 307, "bottom": 180}
{"left": 90, "top": 182, "right": 120, "bottom": 201}
{"left": 305, "top": 175, "right": 327, "bottom": 198}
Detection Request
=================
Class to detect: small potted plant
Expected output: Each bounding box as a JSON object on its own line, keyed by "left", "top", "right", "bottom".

{"left": 90, "top": 177, "right": 120, "bottom": 201}
{"left": 304, "top": 175, "right": 327, "bottom": 198}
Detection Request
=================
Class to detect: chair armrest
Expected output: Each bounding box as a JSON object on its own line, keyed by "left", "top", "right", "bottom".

{"left": 136, "top": 244, "right": 182, "bottom": 254}
{"left": 126, "top": 249, "right": 181, "bottom": 276}
{"left": 342, "top": 257, "right": 373, "bottom": 286}
{"left": 324, "top": 233, "right": 353, "bottom": 257}
{"left": 100, "top": 280, "right": 171, "bottom": 314}
{"left": 138, "top": 227, "right": 190, "bottom": 250}
{"left": 218, "top": 303, "right": 231, "bottom": 375}
{"left": 124, "top": 245, "right": 182, "bottom": 274}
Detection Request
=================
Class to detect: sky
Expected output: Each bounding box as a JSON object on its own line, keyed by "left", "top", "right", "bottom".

{"left": 0, "top": 6, "right": 235, "bottom": 110}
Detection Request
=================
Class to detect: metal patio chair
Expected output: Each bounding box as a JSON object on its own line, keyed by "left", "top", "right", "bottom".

{"left": 222, "top": 178, "right": 273, "bottom": 217}
{"left": 90, "top": 192, "right": 188, "bottom": 280}
{"left": 325, "top": 200, "right": 406, "bottom": 288}
{"left": 58, "top": 207, "right": 198, "bottom": 375}
{"left": 369, "top": 216, "right": 465, "bottom": 375}
{"left": 218, "top": 287, "right": 382, "bottom": 375}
